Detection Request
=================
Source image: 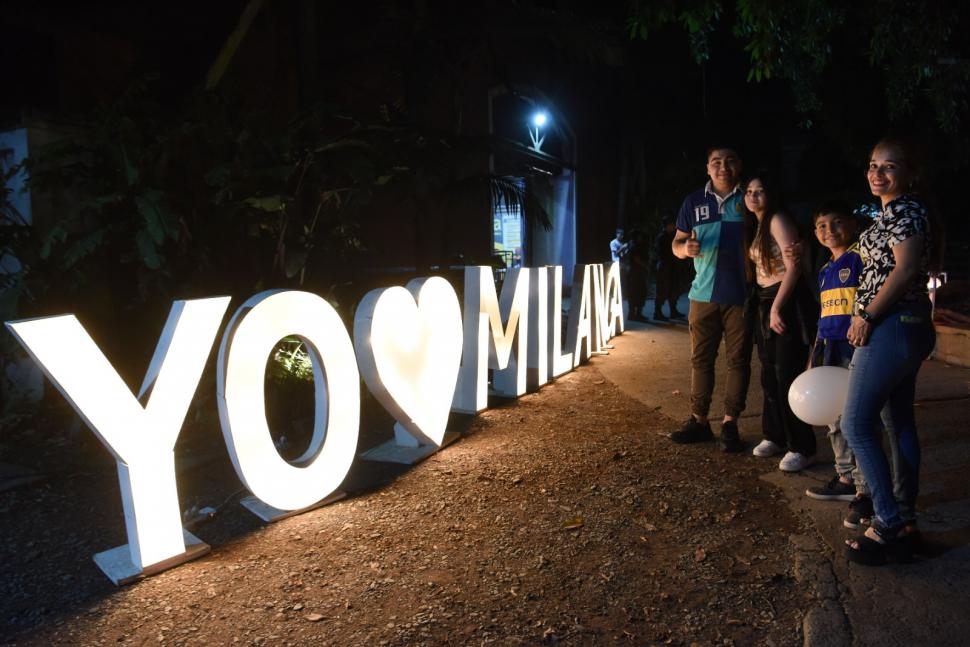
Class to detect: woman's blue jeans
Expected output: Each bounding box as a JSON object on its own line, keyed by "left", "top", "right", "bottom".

{"left": 841, "top": 303, "right": 936, "bottom": 530}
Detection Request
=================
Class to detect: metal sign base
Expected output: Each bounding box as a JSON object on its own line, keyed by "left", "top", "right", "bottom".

{"left": 359, "top": 431, "right": 460, "bottom": 465}
{"left": 239, "top": 491, "right": 347, "bottom": 523}
{"left": 93, "top": 529, "right": 210, "bottom": 586}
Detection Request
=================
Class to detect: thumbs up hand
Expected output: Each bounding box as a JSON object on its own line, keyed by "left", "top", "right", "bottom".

{"left": 685, "top": 229, "right": 703, "bottom": 258}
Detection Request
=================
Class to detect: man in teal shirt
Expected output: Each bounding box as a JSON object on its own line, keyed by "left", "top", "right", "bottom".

{"left": 669, "top": 146, "right": 752, "bottom": 453}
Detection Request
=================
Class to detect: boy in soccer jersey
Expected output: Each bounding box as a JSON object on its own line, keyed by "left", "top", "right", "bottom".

{"left": 803, "top": 203, "right": 868, "bottom": 510}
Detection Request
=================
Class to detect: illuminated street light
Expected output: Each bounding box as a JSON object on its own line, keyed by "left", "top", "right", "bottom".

{"left": 529, "top": 111, "right": 549, "bottom": 152}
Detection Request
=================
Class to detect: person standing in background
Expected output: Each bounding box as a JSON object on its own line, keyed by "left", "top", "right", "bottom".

{"left": 610, "top": 228, "right": 633, "bottom": 320}
{"left": 627, "top": 229, "right": 650, "bottom": 322}
{"left": 610, "top": 228, "right": 630, "bottom": 264}
{"left": 653, "top": 216, "right": 685, "bottom": 321}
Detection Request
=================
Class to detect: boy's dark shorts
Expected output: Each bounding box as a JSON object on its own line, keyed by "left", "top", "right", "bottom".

{"left": 811, "top": 338, "right": 854, "bottom": 370}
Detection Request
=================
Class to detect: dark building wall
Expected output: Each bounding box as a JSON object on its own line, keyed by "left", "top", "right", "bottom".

{"left": 5, "top": 2, "right": 627, "bottom": 277}
{"left": 289, "top": 4, "right": 625, "bottom": 273}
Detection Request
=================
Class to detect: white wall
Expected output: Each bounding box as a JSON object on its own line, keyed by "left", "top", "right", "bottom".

{"left": 530, "top": 169, "right": 576, "bottom": 290}
{"left": 0, "top": 127, "right": 32, "bottom": 225}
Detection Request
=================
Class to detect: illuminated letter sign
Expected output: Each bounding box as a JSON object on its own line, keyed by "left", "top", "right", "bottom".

{"left": 5, "top": 297, "right": 230, "bottom": 579}
{"left": 546, "top": 265, "right": 573, "bottom": 378}
{"left": 589, "top": 262, "right": 625, "bottom": 352}
{"left": 604, "top": 261, "right": 624, "bottom": 337}
{"left": 354, "top": 277, "right": 462, "bottom": 447}
{"left": 590, "top": 263, "right": 608, "bottom": 352}
{"left": 565, "top": 264, "right": 594, "bottom": 365}
{"left": 217, "top": 290, "right": 359, "bottom": 512}
{"left": 526, "top": 266, "right": 549, "bottom": 390}
{"left": 4, "top": 264, "right": 630, "bottom": 584}
{"left": 452, "top": 266, "right": 529, "bottom": 413}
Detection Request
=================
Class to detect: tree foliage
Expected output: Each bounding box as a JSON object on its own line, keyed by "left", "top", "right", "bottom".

{"left": 628, "top": 0, "right": 970, "bottom": 132}
{"left": 19, "top": 77, "right": 552, "bottom": 317}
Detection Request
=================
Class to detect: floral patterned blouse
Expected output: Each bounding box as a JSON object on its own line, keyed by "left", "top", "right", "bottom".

{"left": 856, "top": 195, "right": 930, "bottom": 310}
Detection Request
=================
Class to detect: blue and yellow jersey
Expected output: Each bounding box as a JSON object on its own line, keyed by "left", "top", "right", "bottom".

{"left": 675, "top": 186, "right": 748, "bottom": 306}
{"left": 817, "top": 244, "right": 863, "bottom": 341}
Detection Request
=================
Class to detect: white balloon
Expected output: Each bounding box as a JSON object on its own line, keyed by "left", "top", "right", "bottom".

{"left": 788, "top": 366, "right": 850, "bottom": 426}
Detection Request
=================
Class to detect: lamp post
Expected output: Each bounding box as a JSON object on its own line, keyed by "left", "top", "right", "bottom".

{"left": 528, "top": 111, "right": 548, "bottom": 153}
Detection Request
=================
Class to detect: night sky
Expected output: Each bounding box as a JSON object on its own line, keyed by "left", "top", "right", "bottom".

{"left": 3, "top": 1, "right": 968, "bottom": 271}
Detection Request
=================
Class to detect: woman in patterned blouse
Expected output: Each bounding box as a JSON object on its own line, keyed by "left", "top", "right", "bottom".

{"left": 842, "top": 139, "right": 938, "bottom": 566}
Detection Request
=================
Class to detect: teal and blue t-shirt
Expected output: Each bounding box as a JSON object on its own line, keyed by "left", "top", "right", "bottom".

{"left": 675, "top": 185, "right": 748, "bottom": 306}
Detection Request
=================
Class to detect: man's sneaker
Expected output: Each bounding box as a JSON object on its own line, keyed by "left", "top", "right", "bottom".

{"left": 752, "top": 439, "right": 783, "bottom": 457}
{"left": 653, "top": 312, "right": 670, "bottom": 322}
{"left": 670, "top": 418, "right": 714, "bottom": 444}
{"left": 844, "top": 495, "right": 874, "bottom": 529}
{"left": 805, "top": 475, "right": 857, "bottom": 501}
{"left": 719, "top": 420, "right": 744, "bottom": 453}
{"left": 670, "top": 309, "right": 686, "bottom": 319}
{"left": 779, "top": 451, "right": 816, "bottom": 472}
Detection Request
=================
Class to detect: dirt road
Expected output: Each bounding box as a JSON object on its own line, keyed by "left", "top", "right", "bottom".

{"left": 2, "top": 345, "right": 810, "bottom": 645}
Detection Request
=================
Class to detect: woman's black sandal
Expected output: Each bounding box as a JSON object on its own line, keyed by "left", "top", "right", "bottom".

{"left": 845, "top": 525, "right": 915, "bottom": 566}
{"left": 900, "top": 523, "right": 923, "bottom": 554}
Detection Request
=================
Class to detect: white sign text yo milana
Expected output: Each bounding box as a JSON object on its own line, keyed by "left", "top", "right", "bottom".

{"left": 5, "top": 263, "right": 624, "bottom": 583}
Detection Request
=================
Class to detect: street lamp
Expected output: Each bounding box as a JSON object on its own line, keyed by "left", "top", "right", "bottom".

{"left": 529, "top": 111, "right": 548, "bottom": 152}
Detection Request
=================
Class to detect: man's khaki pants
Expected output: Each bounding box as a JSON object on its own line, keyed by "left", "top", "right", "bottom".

{"left": 688, "top": 299, "right": 753, "bottom": 419}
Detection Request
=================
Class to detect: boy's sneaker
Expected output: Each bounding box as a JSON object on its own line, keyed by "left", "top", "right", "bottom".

{"left": 670, "top": 418, "right": 714, "bottom": 444}
{"left": 844, "top": 495, "right": 874, "bottom": 529}
{"left": 719, "top": 420, "right": 744, "bottom": 453}
{"left": 779, "top": 452, "right": 816, "bottom": 472}
{"left": 752, "top": 439, "right": 783, "bottom": 457}
{"left": 806, "top": 475, "right": 857, "bottom": 501}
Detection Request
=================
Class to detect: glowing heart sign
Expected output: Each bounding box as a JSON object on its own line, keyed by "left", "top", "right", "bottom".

{"left": 354, "top": 277, "right": 463, "bottom": 446}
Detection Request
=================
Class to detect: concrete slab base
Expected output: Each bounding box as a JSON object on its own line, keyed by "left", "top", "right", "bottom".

{"left": 92, "top": 529, "right": 210, "bottom": 586}
{"left": 239, "top": 491, "right": 347, "bottom": 523}
{"left": 360, "top": 431, "right": 460, "bottom": 465}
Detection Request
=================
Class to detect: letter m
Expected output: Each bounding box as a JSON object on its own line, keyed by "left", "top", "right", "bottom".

{"left": 452, "top": 266, "right": 529, "bottom": 413}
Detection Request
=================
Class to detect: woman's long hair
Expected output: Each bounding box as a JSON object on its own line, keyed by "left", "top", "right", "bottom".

{"left": 872, "top": 137, "right": 945, "bottom": 273}
{"left": 742, "top": 173, "right": 786, "bottom": 279}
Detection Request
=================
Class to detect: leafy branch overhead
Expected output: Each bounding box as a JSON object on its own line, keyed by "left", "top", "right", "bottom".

{"left": 0, "top": 163, "right": 30, "bottom": 257}
{"left": 24, "top": 89, "right": 383, "bottom": 298}
{"left": 19, "top": 74, "right": 555, "bottom": 306}
{"left": 627, "top": 0, "right": 970, "bottom": 131}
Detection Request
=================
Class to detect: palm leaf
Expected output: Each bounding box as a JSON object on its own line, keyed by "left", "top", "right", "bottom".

{"left": 487, "top": 175, "right": 553, "bottom": 231}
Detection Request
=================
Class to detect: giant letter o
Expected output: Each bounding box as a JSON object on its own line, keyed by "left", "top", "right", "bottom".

{"left": 216, "top": 290, "right": 359, "bottom": 511}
